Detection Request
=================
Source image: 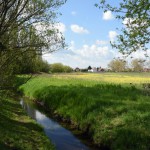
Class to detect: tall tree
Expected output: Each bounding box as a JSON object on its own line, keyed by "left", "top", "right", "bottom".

{"left": 131, "top": 59, "right": 144, "bottom": 72}
{"left": 88, "top": 66, "right": 92, "bottom": 70}
{"left": 0, "top": 0, "right": 66, "bottom": 90}
{"left": 108, "top": 59, "right": 127, "bottom": 72}
{"left": 96, "top": 0, "right": 150, "bottom": 57}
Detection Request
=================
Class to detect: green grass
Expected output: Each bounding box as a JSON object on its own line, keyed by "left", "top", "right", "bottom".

{"left": 20, "top": 73, "right": 150, "bottom": 150}
{"left": 0, "top": 92, "right": 54, "bottom": 150}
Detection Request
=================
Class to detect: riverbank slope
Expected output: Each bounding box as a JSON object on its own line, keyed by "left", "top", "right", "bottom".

{"left": 0, "top": 92, "right": 54, "bottom": 150}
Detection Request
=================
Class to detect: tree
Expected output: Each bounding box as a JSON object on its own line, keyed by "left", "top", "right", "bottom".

{"left": 145, "top": 60, "right": 150, "bottom": 68}
{"left": 131, "top": 59, "right": 144, "bottom": 72}
{"left": 88, "top": 66, "right": 92, "bottom": 70}
{"left": 50, "top": 63, "right": 73, "bottom": 73}
{"left": 0, "top": 0, "right": 66, "bottom": 90}
{"left": 63, "top": 65, "right": 73, "bottom": 73}
{"left": 50, "top": 63, "right": 64, "bottom": 73}
{"left": 108, "top": 59, "right": 127, "bottom": 72}
{"left": 0, "top": 0, "right": 66, "bottom": 52}
{"left": 96, "top": 0, "right": 150, "bottom": 56}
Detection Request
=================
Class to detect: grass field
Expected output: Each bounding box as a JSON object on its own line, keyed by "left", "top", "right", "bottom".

{"left": 20, "top": 72, "right": 150, "bottom": 150}
{"left": 0, "top": 92, "right": 54, "bottom": 150}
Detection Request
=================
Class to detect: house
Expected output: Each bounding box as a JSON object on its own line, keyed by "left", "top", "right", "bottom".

{"left": 143, "top": 68, "right": 150, "bottom": 72}
{"left": 74, "top": 67, "right": 80, "bottom": 72}
{"left": 88, "top": 67, "right": 97, "bottom": 72}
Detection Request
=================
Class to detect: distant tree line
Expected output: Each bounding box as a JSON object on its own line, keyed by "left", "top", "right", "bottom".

{"left": 50, "top": 63, "right": 73, "bottom": 73}
{"left": 15, "top": 61, "right": 73, "bottom": 74}
{"left": 108, "top": 58, "right": 150, "bottom": 72}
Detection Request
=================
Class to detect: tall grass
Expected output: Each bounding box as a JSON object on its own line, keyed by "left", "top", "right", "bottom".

{"left": 0, "top": 92, "right": 54, "bottom": 150}
{"left": 20, "top": 73, "right": 150, "bottom": 150}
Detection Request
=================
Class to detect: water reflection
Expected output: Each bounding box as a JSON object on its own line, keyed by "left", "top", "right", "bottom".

{"left": 20, "top": 98, "right": 91, "bottom": 150}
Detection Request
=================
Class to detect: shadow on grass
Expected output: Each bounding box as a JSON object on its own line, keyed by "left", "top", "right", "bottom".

{"left": 30, "top": 83, "right": 150, "bottom": 150}
{"left": 0, "top": 96, "right": 53, "bottom": 150}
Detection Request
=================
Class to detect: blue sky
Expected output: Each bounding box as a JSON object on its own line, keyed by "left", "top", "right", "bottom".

{"left": 43, "top": 0, "right": 150, "bottom": 68}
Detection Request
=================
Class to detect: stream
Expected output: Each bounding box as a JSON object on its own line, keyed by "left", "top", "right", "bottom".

{"left": 20, "top": 98, "right": 97, "bottom": 150}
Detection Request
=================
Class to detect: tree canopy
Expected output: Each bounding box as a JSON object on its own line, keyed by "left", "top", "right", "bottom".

{"left": 131, "top": 59, "right": 145, "bottom": 72}
{"left": 0, "top": 0, "right": 66, "bottom": 52}
{"left": 96, "top": 0, "right": 150, "bottom": 57}
{"left": 0, "top": 0, "right": 66, "bottom": 90}
{"left": 108, "top": 58, "right": 127, "bottom": 72}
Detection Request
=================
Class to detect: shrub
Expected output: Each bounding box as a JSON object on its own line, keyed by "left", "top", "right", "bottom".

{"left": 50, "top": 63, "right": 73, "bottom": 73}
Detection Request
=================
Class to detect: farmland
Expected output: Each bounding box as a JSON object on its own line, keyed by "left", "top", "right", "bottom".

{"left": 20, "top": 72, "right": 150, "bottom": 150}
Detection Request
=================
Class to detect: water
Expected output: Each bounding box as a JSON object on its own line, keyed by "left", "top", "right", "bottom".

{"left": 20, "top": 98, "right": 94, "bottom": 150}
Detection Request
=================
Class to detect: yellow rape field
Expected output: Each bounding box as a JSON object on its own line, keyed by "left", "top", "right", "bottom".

{"left": 53, "top": 72, "right": 150, "bottom": 84}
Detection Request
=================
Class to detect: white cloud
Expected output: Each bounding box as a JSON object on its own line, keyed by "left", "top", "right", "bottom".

{"left": 43, "top": 41, "right": 117, "bottom": 68}
{"left": 130, "top": 49, "right": 150, "bottom": 59}
{"left": 55, "top": 22, "right": 66, "bottom": 33}
{"left": 103, "top": 11, "right": 114, "bottom": 20}
{"left": 108, "top": 31, "right": 117, "bottom": 42}
{"left": 34, "top": 22, "right": 66, "bottom": 34}
{"left": 96, "top": 40, "right": 108, "bottom": 45}
{"left": 71, "top": 11, "right": 77, "bottom": 16}
{"left": 71, "top": 24, "right": 89, "bottom": 34}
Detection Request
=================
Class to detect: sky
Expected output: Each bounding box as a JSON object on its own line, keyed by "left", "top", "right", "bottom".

{"left": 42, "top": 0, "right": 150, "bottom": 69}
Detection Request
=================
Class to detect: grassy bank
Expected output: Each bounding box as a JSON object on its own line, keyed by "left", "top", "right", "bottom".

{"left": 20, "top": 73, "right": 150, "bottom": 150}
{"left": 0, "top": 92, "right": 54, "bottom": 150}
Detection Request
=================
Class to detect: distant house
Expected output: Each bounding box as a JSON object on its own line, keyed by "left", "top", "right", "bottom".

{"left": 74, "top": 67, "right": 80, "bottom": 72}
{"left": 88, "top": 67, "right": 98, "bottom": 72}
{"left": 92, "top": 67, "right": 97, "bottom": 72}
{"left": 88, "top": 67, "right": 105, "bottom": 72}
{"left": 144, "top": 68, "right": 150, "bottom": 72}
{"left": 97, "top": 67, "right": 105, "bottom": 72}
{"left": 88, "top": 69, "right": 93, "bottom": 72}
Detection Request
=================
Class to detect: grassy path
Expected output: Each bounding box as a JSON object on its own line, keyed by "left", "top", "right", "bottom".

{"left": 0, "top": 93, "right": 54, "bottom": 150}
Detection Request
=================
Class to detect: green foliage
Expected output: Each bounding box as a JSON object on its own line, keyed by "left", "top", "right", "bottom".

{"left": 131, "top": 59, "right": 145, "bottom": 72}
{"left": 20, "top": 74, "right": 150, "bottom": 150}
{"left": 88, "top": 66, "right": 92, "bottom": 70}
{"left": 81, "top": 68, "right": 88, "bottom": 72}
{"left": 50, "top": 63, "right": 73, "bottom": 73}
{"left": 0, "top": 0, "right": 66, "bottom": 90}
{"left": 15, "top": 54, "right": 50, "bottom": 74}
{"left": 37, "top": 59, "right": 50, "bottom": 73}
{"left": 50, "top": 63, "right": 64, "bottom": 73}
{"left": 97, "top": 0, "right": 150, "bottom": 56}
{"left": 63, "top": 65, "right": 73, "bottom": 73}
{"left": 108, "top": 59, "right": 127, "bottom": 72}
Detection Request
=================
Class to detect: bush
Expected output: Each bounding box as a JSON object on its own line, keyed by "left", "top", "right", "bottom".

{"left": 36, "top": 59, "right": 50, "bottom": 73}
{"left": 63, "top": 65, "right": 73, "bottom": 73}
{"left": 50, "top": 63, "right": 73, "bottom": 73}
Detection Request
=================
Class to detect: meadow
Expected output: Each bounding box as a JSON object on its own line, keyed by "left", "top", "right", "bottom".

{"left": 20, "top": 72, "right": 150, "bottom": 150}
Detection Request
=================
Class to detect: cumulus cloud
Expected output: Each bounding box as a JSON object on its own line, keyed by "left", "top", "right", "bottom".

{"left": 70, "top": 24, "right": 89, "bottom": 34}
{"left": 96, "top": 40, "right": 108, "bottom": 45}
{"left": 71, "top": 11, "right": 77, "bottom": 16}
{"left": 103, "top": 11, "right": 114, "bottom": 20}
{"left": 43, "top": 41, "right": 117, "bottom": 68}
{"left": 108, "top": 31, "right": 117, "bottom": 42}
{"left": 54, "top": 22, "right": 66, "bottom": 33}
{"left": 74, "top": 44, "right": 109, "bottom": 58}
{"left": 129, "top": 49, "right": 150, "bottom": 59}
{"left": 34, "top": 22, "right": 66, "bottom": 34}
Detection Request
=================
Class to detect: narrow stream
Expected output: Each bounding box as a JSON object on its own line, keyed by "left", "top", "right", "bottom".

{"left": 20, "top": 98, "right": 96, "bottom": 150}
